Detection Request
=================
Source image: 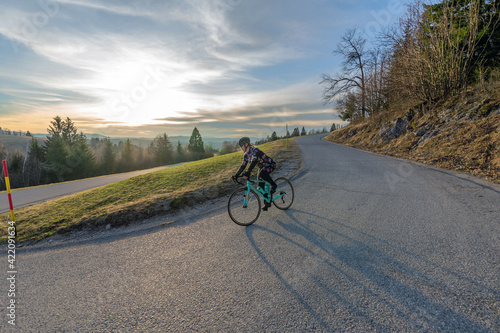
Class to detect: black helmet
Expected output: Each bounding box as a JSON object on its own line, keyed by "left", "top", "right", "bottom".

{"left": 238, "top": 137, "right": 250, "bottom": 147}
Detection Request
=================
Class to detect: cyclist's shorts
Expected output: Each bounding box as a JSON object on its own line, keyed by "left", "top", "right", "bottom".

{"left": 260, "top": 162, "right": 276, "bottom": 173}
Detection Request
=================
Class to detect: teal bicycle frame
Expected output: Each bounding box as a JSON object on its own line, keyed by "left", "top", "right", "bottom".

{"left": 241, "top": 178, "right": 284, "bottom": 207}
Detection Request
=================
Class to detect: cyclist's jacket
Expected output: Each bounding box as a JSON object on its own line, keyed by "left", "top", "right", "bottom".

{"left": 235, "top": 147, "right": 276, "bottom": 177}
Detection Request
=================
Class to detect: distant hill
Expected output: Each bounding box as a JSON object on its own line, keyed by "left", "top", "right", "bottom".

{"left": 83, "top": 134, "right": 253, "bottom": 150}
{"left": 0, "top": 134, "right": 45, "bottom": 152}
{"left": 3, "top": 133, "right": 261, "bottom": 151}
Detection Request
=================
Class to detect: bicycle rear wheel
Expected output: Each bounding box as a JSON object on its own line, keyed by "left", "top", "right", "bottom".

{"left": 228, "top": 188, "right": 261, "bottom": 226}
{"left": 272, "top": 177, "right": 294, "bottom": 210}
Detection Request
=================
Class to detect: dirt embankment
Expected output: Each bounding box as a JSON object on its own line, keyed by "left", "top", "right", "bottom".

{"left": 325, "top": 85, "right": 500, "bottom": 183}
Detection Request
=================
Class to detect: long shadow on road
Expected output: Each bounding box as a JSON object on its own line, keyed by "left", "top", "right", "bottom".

{"left": 15, "top": 201, "right": 228, "bottom": 255}
{"left": 246, "top": 209, "right": 495, "bottom": 332}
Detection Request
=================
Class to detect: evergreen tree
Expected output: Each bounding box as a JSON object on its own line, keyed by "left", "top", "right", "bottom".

{"left": 271, "top": 131, "right": 278, "bottom": 141}
{"left": 89, "top": 137, "right": 101, "bottom": 149}
{"left": 45, "top": 117, "right": 95, "bottom": 182}
{"left": 149, "top": 133, "right": 174, "bottom": 165}
{"left": 188, "top": 127, "right": 204, "bottom": 159}
{"left": 24, "top": 138, "right": 45, "bottom": 186}
{"left": 67, "top": 134, "right": 96, "bottom": 179}
{"left": 292, "top": 127, "right": 300, "bottom": 137}
{"left": 45, "top": 134, "right": 70, "bottom": 182}
{"left": 47, "top": 116, "right": 64, "bottom": 138}
{"left": 62, "top": 117, "right": 78, "bottom": 145}
{"left": 98, "top": 138, "right": 116, "bottom": 175}
{"left": 301, "top": 127, "right": 307, "bottom": 136}
{"left": 136, "top": 146, "right": 152, "bottom": 169}
{"left": 6, "top": 149, "right": 24, "bottom": 188}
{"left": 175, "top": 141, "right": 184, "bottom": 163}
{"left": 120, "top": 139, "right": 135, "bottom": 171}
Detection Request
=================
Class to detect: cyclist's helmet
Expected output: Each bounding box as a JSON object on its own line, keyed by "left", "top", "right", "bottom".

{"left": 238, "top": 137, "right": 250, "bottom": 147}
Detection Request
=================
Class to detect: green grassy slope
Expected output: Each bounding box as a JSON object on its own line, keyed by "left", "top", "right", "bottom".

{"left": 1, "top": 139, "right": 300, "bottom": 243}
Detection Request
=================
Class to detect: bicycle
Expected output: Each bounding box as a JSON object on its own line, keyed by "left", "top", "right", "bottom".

{"left": 228, "top": 175, "right": 294, "bottom": 226}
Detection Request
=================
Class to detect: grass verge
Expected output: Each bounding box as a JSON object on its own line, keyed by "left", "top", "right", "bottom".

{"left": 325, "top": 83, "right": 500, "bottom": 183}
{"left": 1, "top": 139, "right": 300, "bottom": 244}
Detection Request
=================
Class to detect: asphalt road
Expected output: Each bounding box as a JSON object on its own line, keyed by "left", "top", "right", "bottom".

{"left": 0, "top": 165, "right": 182, "bottom": 214}
{"left": 2, "top": 134, "right": 499, "bottom": 332}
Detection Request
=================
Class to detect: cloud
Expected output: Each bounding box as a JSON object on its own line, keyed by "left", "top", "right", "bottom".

{"left": 0, "top": 0, "right": 359, "bottom": 137}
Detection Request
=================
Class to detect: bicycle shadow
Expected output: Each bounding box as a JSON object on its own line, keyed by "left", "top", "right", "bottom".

{"left": 245, "top": 208, "right": 494, "bottom": 332}
{"left": 16, "top": 199, "right": 230, "bottom": 254}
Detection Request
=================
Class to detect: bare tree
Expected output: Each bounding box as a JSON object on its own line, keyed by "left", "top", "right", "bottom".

{"left": 365, "top": 47, "right": 391, "bottom": 115}
{"left": 321, "top": 27, "right": 376, "bottom": 120}
{"left": 220, "top": 141, "right": 238, "bottom": 155}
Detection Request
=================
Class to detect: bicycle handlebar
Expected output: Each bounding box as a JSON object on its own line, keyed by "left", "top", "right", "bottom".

{"left": 232, "top": 176, "right": 245, "bottom": 185}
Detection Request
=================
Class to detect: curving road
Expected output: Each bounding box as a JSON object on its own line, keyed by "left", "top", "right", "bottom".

{"left": 2, "top": 134, "right": 499, "bottom": 332}
{"left": 0, "top": 164, "right": 183, "bottom": 214}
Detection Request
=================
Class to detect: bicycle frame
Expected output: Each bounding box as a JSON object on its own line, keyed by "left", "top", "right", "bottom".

{"left": 241, "top": 178, "right": 285, "bottom": 205}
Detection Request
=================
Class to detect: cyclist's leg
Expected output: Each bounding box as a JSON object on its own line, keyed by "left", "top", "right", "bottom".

{"left": 259, "top": 166, "right": 277, "bottom": 194}
{"left": 256, "top": 170, "right": 266, "bottom": 190}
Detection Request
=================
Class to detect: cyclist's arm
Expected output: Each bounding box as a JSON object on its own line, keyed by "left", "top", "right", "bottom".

{"left": 246, "top": 159, "right": 259, "bottom": 176}
{"left": 234, "top": 160, "right": 247, "bottom": 178}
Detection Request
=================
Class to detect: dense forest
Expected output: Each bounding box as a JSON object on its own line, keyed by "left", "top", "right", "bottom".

{"left": 321, "top": 0, "right": 499, "bottom": 122}
{"left": 0, "top": 117, "right": 219, "bottom": 190}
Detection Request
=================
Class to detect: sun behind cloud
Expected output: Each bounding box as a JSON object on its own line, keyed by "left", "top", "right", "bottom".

{"left": 0, "top": 0, "right": 386, "bottom": 137}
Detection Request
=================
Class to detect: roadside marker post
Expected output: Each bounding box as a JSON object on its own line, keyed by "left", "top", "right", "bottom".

{"left": 2, "top": 160, "right": 16, "bottom": 224}
{"left": 3, "top": 159, "right": 17, "bottom": 326}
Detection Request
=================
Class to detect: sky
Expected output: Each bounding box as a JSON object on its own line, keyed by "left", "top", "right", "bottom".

{"left": 0, "top": 0, "right": 407, "bottom": 139}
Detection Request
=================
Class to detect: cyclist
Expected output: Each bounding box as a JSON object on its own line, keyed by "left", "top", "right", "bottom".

{"left": 232, "top": 137, "right": 277, "bottom": 211}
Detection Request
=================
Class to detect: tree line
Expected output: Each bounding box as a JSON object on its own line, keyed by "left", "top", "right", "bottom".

{"left": 321, "top": 0, "right": 500, "bottom": 122}
{"left": 254, "top": 125, "right": 338, "bottom": 145}
{"left": 0, "top": 117, "right": 215, "bottom": 190}
{"left": 0, "top": 128, "right": 32, "bottom": 136}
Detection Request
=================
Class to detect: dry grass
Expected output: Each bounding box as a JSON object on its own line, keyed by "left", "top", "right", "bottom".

{"left": 326, "top": 83, "right": 500, "bottom": 183}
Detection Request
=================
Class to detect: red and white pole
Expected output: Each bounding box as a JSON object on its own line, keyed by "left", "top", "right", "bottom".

{"left": 2, "top": 160, "right": 16, "bottom": 223}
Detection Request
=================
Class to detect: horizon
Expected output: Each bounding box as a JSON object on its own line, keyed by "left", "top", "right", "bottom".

{"left": 0, "top": 0, "right": 406, "bottom": 138}
{"left": 2, "top": 126, "right": 325, "bottom": 141}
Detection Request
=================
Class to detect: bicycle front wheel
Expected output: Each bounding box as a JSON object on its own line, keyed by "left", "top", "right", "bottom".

{"left": 273, "top": 177, "right": 294, "bottom": 210}
{"left": 228, "top": 188, "right": 261, "bottom": 226}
